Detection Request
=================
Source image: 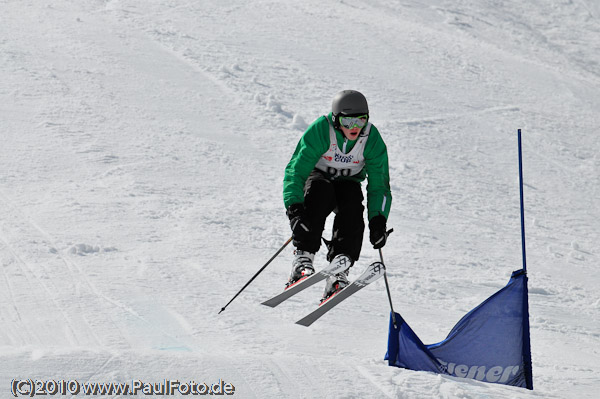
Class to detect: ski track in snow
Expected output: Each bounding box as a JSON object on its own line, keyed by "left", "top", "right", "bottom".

{"left": 1, "top": 0, "right": 599, "bottom": 398}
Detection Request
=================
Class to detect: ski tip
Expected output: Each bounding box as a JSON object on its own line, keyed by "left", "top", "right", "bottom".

{"left": 370, "top": 261, "right": 385, "bottom": 271}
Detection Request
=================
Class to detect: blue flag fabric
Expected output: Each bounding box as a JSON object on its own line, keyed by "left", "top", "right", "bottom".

{"left": 385, "top": 269, "right": 533, "bottom": 389}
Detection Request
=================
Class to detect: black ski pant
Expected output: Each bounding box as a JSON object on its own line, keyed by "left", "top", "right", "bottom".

{"left": 295, "top": 169, "right": 365, "bottom": 262}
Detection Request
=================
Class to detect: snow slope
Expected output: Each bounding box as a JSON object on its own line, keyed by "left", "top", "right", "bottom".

{"left": 1, "top": 0, "right": 599, "bottom": 397}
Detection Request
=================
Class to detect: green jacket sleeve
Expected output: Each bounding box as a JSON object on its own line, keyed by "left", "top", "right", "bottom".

{"left": 364, "top": 125, "right": 392, "bottom": 221}
{"left": 283, "top": 116, "right": 330, "bottom": 208}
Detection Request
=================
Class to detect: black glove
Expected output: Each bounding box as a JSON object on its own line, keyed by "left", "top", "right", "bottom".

{"left": 369, "top": 215, "right": 387, "bottom": 249}
{"left": 287, "top": 203, "right": 311, "bottom": 242}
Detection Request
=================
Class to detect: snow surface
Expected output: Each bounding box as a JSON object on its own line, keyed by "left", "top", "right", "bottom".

{"left": 1, "top": 0, "right": 599, "bottom": 398}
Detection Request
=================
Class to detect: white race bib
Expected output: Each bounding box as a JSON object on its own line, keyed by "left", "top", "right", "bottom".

{"left": 315, "top": 117, "right": 371, "bottom": 178}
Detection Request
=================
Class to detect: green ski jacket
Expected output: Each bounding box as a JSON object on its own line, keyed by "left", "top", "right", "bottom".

{"left": 283, "top": 113, "right": 392, "bottom": 221}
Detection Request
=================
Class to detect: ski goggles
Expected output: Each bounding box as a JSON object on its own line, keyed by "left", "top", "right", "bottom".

{"left": 339, "top": 114, "right": 368, "bottom": 129}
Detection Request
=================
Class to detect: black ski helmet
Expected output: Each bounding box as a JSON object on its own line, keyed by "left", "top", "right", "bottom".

{"left": 331, "top": 90, "right": 369, "bottom": 128}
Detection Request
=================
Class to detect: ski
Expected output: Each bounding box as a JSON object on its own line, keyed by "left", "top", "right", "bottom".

{"left": 296, "top": 261, "right": 385, "bottom": 327}
{"left": 261, "top": 255, "right": 353, "bottom": 308}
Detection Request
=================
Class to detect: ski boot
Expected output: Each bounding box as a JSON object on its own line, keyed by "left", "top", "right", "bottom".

{"left": 321, "top": 255, "right": 353, "bottom": 302}
{"left": 287, "top": 250, "right": 315, "bottom": 287}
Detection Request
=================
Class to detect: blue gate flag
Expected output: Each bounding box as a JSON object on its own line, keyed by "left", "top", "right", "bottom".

{"left": 385, "top": 269, "right": 533, "bottom": 389}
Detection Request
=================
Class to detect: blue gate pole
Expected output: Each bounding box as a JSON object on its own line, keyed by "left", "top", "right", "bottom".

{"left": 518, "top": 128, "right": 533, "bottom": 389}
{"left": 518, "top": 129, "right": 527, "bottom": 272}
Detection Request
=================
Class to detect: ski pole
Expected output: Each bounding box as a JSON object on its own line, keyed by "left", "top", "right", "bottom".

{"left": 219, "top": 236, "right": 293, "bottom": 314}
{"left": 379, "top": 229, "right": 398, "bottom": 329}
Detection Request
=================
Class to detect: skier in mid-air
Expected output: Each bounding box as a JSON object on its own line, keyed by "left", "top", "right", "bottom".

{"left": 283, "top": 90, "right": 392, "bottom": 301}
